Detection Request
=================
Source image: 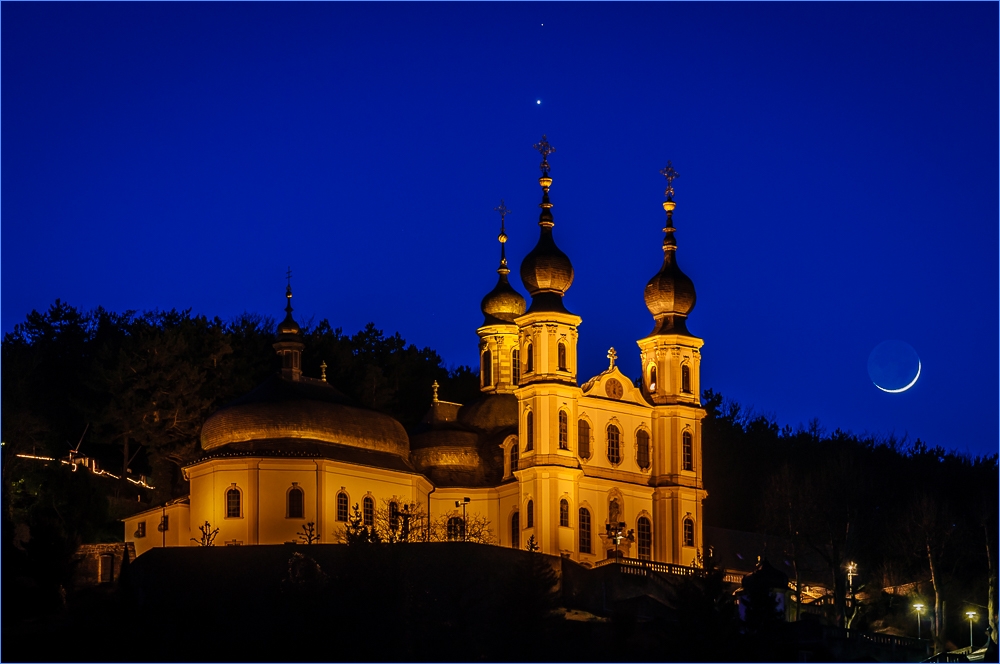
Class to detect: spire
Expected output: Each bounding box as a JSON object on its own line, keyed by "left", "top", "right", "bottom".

{"left": 520, "top": 135, "right": 574, "bottom": 313}
{"left": 274, "top": 269, "right": 304, "bottom": 380}
{"left": 643, "top": 162, "right": 697, "bottom": 335}
{"left": 480, "top": 200, "right": 526, "bottom": 325}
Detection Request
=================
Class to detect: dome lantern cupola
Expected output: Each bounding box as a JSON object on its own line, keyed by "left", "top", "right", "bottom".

{"left": 643, "top": 162, "right": 697, "bottom": 335}
{"left": 273, "top": 271, "right": 305, "bottom": 380}
{"left": 519, "top": 135, "right": 574, "bottom": 314}
{"left": 480, "top": 199, "right": 526, "bottom": 325}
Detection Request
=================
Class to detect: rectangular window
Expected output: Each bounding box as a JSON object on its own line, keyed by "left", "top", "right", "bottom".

{"left": 579, "top": 508, "right": 592, "bottom": 554}
{"left": 511, "top": 350, "right": 520, "bottom": 385}
{"left": 558, "top": 411, "right": 568, "bottom": 450}
{"left": 683, "top": 432, "right": 693, "bottom": 471}
{"left": 578, "top": 420, "right": 590, "bottom": 459}
{"left": 99, "top": 554, "right": 114, "bottom": 584}
{"left": 637, "top": 431, "right": 650, "bottom": 470}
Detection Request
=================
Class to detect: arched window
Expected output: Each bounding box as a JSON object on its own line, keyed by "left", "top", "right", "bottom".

{"left": 637, "top": 517, "right": 652, "bottom": 560}
{"left": 511, "top": 512, "right": 520, "bottom": 549}
{"left": 558, "top": 411, "right": 569, "bottom": 450}
{"left": 683, "top": 518, "right": 695, "bottom": 547}
{"left": 649, "top": 365, "right": 657, "bottom": 392}
{"left": 578, "top": 419, "right": 591, "bottom": 459}
{"left": 510, "top": 442, "right": 519, "bottom": 473}
{"left": 482, "top": 350, "right": 492, "bottom": 387}
{"left": 336, "top": 492, "right": 349, "bottom": 522}
{"left": 363, "top": 496, "right": 375, "bottom": 527}
{"left": 226, "top": 486, "right": 241, "bottom": 518}
{"left": 447, "top": 516, "right": 465, "bottom": 541}
{"left": 526, "top": 500, "right": 534, "bottom": 528}
{"left": 511, "top": 349, "right": 520, "bottom": 385}
{"left": 526, "top": 343, "right": 534, "bottom": 373}
{"left": 607, "top": 424, "right": 621, "bottom": 465}
{"left": 682, "top": 365, "right": 691, "bottom": 393}
{"left": 389, "top": 501, "right": 400, "bottom": 532}
{"left": 683, "top": 431, "right": 694, "bottom": 471}
{"left": 636, "top": 430, "right": 650, "bottom": 470}
{"left": 579, "top": 508, "right": 592, "bottom": 554}
{"left": 559, "top": 499, "right": 569, "bottom": 527}
{"left": 525, "top": 412, "right": 534, "bottom": 451}
{"left": 557, "top": 342, "right": 567, "bottom": 371}
{"left": 287, "top": 485, "right": 304, "bottom": 519}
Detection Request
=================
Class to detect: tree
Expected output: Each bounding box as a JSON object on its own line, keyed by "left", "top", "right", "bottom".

{"left": 191, "top": 521, "right": 219, "bottom": 546}
{"left": 297, "top": 522, "right": 319, "bottom": 544}
{"left": 525, "top": 534, "right": 539, "bottom": 552}
{"left": 429, "top": 510, "right": 495, "bottom": 544}
{"left": 373, "top": 497, "right": 428, "bottom": 543}
{"left": 339, "top": 503, "right": 381, "bottom": 545}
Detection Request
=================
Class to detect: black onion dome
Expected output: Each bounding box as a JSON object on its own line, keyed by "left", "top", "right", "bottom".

{"left": 520, "top": 227, "right": 574, "bottom": 301}
{"left": 644, "top": 198, "right": 696, "bottom": 334}
{"left": 276, "top": 284, "right": 301, "bottom": 341}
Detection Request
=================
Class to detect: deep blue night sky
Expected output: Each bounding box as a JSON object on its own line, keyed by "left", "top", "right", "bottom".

{"left": 3, "top": 3, "right": 997, "bottom": 457}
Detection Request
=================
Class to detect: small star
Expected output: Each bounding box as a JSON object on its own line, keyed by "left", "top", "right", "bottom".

{"left": 536, "top": 100, "right": 541, "bottom": 105}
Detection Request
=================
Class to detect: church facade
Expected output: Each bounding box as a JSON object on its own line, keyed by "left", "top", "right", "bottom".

{"left": 125, "top": 139, "right": 707, "bottom": 568}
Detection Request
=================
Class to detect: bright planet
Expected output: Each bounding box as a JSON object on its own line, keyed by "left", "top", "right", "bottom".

{"left": 867, "top": 340, "right": 921, "bottom": 393}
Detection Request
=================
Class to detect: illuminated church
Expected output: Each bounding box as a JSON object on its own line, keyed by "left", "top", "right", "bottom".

{"left": 125, "top": 138, "right": 706, "bottom": 568}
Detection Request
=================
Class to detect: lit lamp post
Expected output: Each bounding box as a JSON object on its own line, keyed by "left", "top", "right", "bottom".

{"left": 846, "top": 561, "right": 857, "bottom": 604}
{"left": 455, "top": 497, "right": 470, "bottom": 542}
{"left": 913, "top": 603, "right": 925, "bottom": 639}
{"left": 605, "top": 521, "right": 634, "bottom": 559}
{"left": 966, "top": 611, "right": 977, "bottom": 649}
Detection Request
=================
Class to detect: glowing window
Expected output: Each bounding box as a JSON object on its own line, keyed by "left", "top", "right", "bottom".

{"left": 558, "top": 411, "right": 569, "bottom": 450}
{"left": 557, "top": 342, "right": 567, "bottom": 371}
{"left": 682, "top": 365, "right": 691, "bottom": 393}
{"left": 482, "top": 350, "right": 492, "bottom": 387}
{"left": 683, "top": 431, "right": 693, "bottom": 471}
{"left": 559, "top": 499, "right": 569, "bottom": 527}
{"left": 683, "top": 518, "right": 695, "bottom": 547}
{"left": 511, "top": 349, "right": 520, "bottom": 385}
{"left": 578, "top": 419, "right": 591, "bottom": 459}
{"left": 336, "top": 492, "right": 349, "bottom": 522}
{"left": 447, "top": 516, "right": 465, "bottom": 541}
{"left": 226, "top": 487, "right": 241, "bottom": 518}
{"left": 637, "top": 517, "right": 652, "bottom": 560}
{"left": 389, "top": 501, "right": 399, "bottom": 532}
{"left": 287, "top": 485, "right": 304, "bottom": 519}
{"left": 526, "top": 343, "right": 534, "bottom": 373}
{"left": 511, "top": 512, "right": 520, "bottom": 549}
{"left": 363, "top": 496, "right": 375, "bottom": 527}
{"left": 637, "top": 430, "right": 650, "bottom": 470}
{"left": 525, "top": 412, "right": 534, "bottom": 451}
{"left": 526, "top": 500, "right": 534, "bottom": 528}
{"left": 579, "top": 508, "right": 592, "bottom": 554}
{"left": 510, "top": 442, "right": 519, "bottom": 473}
{"left": 649, "top": 365, "right": 657, "bottom": 392}
{"left": 607, "top": 425, "right": 621, "bottom": 465}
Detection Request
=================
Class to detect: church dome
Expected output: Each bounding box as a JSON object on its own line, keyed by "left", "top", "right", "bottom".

{"left": 644, "top": 166, "right": 696, "bottom": 335}
{"left": 480, "top": 201, "right": 526, "bottom": 325}
{"left": 275, "top": 284, "right": 301, "bottom": 340}
{"left": 520, "top": 135, "right": 574, "bottom": 313}
{"left": 201, "top": 375, "right": 410, "bottom": 458}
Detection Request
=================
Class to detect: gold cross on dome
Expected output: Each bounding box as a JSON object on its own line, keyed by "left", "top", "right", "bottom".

{"left": 533, "top": 135, "right": 556, "bottom": 172}
{"left": 660, "top": 161, "right": 679, "bottom": 200}
{"left": 607, "top": 347, "right": 617, "bottom": 370}
{"left": 494, "top": 199, "right": 511, "bottom": 235}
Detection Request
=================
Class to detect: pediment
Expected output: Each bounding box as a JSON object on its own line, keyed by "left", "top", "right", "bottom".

{"left": 580, "top": 366, "right": 645, "bottom": 405}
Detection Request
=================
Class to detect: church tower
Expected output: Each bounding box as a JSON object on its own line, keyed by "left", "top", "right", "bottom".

{"left": 477, "top": 201, "right": 526, "bottom": 394}
{"left": 513, "top": 136, "right": 584, "bottom": 555}
{"left": 635, "top": 163, "right": 707, "bottom": 564}
{"left": 273, "top": 278, "right": 304, "bottom": 381}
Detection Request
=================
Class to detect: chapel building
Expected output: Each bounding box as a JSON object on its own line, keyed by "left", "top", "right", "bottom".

{"left": 125, "top": 139, "right": 707, "bottom": 568}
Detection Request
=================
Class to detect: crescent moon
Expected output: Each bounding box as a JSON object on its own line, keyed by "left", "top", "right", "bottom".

{"left": 874, "top": 360, "right": 921, "bottom": 393}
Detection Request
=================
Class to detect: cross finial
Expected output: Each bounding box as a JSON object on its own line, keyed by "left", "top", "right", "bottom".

{"left": 660, "top": 162, "right": 679, "bottom": 200}
{"left": 431, "top": 380, "right": 440, "bottom": 402}
{"left": 320, "top": 360, "right": 327, "bottom": 382}
{"left": 494, "top": 199, "right": 511, "bottom": 271}
{"left": 607, "top": 347, "right": 618, "bottom": 370}
{"left": 533, "top": 134, "right": 556, "bottom": 173}
{"left": 286, "top": 267, "right": 292, "bottom": 287}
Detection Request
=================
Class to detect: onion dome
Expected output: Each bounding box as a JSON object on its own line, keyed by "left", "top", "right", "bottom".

{"left": 276, "top": 282, "right": 301, "bottom": 340}
{"left": 201, "top": 374, "right": 410, "bottom": 459}
{"left": 520, "top": 135, "right": 575, "bottom": 314}
{"left": 644, "top": 162, "right": 697, "bottom": 335}
{"left": 480, "top": 200, "right": 526, "bottom": 325}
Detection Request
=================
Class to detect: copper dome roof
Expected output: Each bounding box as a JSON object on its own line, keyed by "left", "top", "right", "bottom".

{"left": 201, "top": 374, "right": 409, "bottom": 458}
{"left": 480, "top": 272, "right": 526, "bottom": 325}
{"left": 644, "top": 196, "right": 696, "bottom": 335}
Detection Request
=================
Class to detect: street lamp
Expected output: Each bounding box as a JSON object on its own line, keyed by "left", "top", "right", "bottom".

{"left": 913, "top": 603, "right": 924, "bottom": 639}
{"left": 966, "top": 611, "right": 977, "bottom": 649}
{"left": 455, "top": 497, "right": 470, "bottom": 541}
{"left": 605, "top": 521, "right": 634, "bottom": 559}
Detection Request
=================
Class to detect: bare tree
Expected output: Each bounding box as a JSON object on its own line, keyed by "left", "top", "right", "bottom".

{"left": 190, "top": 520, "right": 219, "bottom": 546}
{"left": 429, "top": 510, "right": 495, "bottom": 544}
{"left": 297, "top": 521, "right": 320, "bottom": 544}
{"left": 374, "top": 497, "right": 429, "bottom": 543}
